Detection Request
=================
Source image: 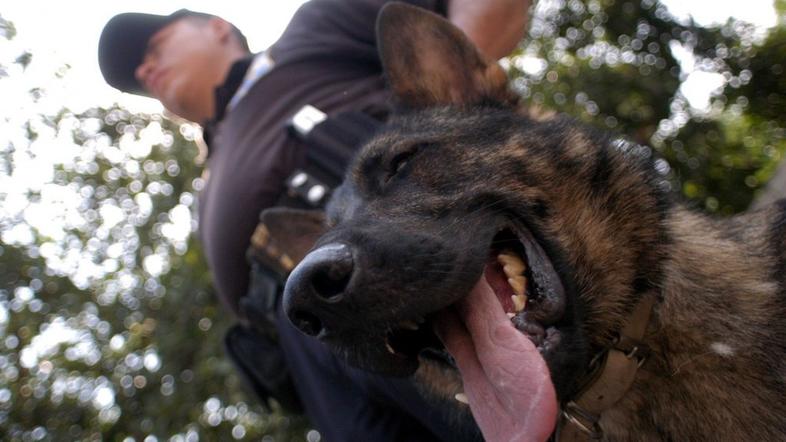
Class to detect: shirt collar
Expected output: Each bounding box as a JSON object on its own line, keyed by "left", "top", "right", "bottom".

{"left": 202, "top": 54, "right": 254, "bottom": 153}
{"left": 212, "top": 55, "right": 255, "bottom": 124}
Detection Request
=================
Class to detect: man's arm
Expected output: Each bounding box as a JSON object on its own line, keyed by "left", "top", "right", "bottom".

{"left": 447, "top": 0, "right": 531, "bottom": 60}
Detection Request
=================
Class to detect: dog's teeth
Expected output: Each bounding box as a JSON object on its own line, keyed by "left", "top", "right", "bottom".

{"left": 503, "top": 264, "right": 524, "bottom": 278}
{"left": 385, "top": 340, "right": 397, "bottom": 355}
{"left": 498, "top": 252, "right": 526, "bottom": 276}
{"left": 506, "top": 312, "right": 516, "bottom": 319}
{"left": 512, "top": 293, "right": 527, "bottom": 312}
{"left": 399, "top": 320, "right": 420, "bottom": 331}
{"left": 497, "top": 252, "right": 521, "bottom": 266}
{"left": 508, "top": 276, "right": 526, "bottom": 296}
{"left": 455, "top": 392, "right": 469, "bottom": 405}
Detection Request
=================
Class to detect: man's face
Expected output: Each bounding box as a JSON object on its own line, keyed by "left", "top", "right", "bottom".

{"left": 135, "top": 18, "right": 224, "bottom": 122}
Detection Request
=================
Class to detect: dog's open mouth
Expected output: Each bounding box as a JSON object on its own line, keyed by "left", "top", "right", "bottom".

{"left": 384, "top": 224, "right": 567, "bottom": 368}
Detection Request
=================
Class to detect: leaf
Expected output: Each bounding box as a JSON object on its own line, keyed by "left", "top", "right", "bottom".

{"left": 0, "top": 15, "right": 17, "bottom": 40}
{"left": 15, "top": 51, "right": 32, "bottom": 70}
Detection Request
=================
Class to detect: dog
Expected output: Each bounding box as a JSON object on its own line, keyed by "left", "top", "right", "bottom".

{"left": 271, "top": 3, "right": 786, "bottom": 441}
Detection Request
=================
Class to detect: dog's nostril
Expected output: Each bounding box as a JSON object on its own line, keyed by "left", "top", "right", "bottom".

{"left": 292, "top": 310, "right": 323, "bottom": 336}
{"left": 312, "top": 265, "right": 351, "bottom": 301}
{"left": 309, "top": 245, "right": 353, "bottom": 302}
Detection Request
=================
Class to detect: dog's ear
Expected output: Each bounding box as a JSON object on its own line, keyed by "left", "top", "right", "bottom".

{"left": 253, "top": 208, "right": 327, "bottom": 273}
{"left": 376, "top": 2, "right": 511, "bottom": 108}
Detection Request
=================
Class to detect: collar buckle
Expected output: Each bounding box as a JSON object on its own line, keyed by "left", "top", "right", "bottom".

{"left": 562, "top": 402, "right": 603, "bottom": 440}
{"left": 613, "top": 334, "right": 650, "bottom": 368}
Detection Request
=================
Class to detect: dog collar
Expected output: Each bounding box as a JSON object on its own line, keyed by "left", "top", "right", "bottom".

{"left": 555, "top": 294, "right": 657, "bottom": 441}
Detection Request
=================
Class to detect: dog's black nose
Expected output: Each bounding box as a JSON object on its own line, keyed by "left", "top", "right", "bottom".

{"left": 283, "top": 243, "right": 354, "bottom": 337}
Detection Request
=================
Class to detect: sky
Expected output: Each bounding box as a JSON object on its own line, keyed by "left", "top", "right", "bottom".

{"left": 0, "top": 0, "right": 778, "bottom": 118}
{"left": 663, "top": 0, "right": 775, "bottom": 26}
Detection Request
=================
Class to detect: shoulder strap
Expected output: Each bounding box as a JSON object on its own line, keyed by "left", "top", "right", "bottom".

{"left": 282, "top": 104, "right": 383, "bottom": 207}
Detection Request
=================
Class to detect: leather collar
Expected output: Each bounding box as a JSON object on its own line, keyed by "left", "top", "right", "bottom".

{"left": 556, "top": 294, "right": 657, "bottom": 441}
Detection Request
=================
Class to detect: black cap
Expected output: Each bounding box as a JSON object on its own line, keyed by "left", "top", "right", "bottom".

{"left": 98, "top": 9, "right": 211, "bottom": 95}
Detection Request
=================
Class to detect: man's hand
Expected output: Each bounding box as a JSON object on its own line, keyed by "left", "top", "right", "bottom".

{"left": 447, "top": 0, "right": 531, "bottom": 60}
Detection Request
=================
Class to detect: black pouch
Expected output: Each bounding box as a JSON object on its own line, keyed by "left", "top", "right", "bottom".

{"left": 224, "top": 324, "right": 303, "bottom": 413}
{"left": 224, "top": 263, "right": 303, "bottom": 413}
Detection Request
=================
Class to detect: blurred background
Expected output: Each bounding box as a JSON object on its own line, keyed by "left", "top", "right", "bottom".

{"left": 0, "top": 0, "right": 783, "bottom": 441}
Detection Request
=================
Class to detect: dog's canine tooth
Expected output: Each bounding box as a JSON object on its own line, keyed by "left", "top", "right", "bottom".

{"left": 512, "top": 293, "right": 527, "bottom": 312}
{"left": 399, "top": 320, "right": 420, "bottom": 331}
{"left": 508, "top": 276, "right": 526, "bottom": 296}
{"left": 506, "top": 312, "right": 516, "bottom": 319}
{"left": 503, "top": 264, "right": 524, "bottom": 278}
{"left": 498, "top": 252, "right": 523, "bottom": 265}
{"left": 455, "top": 392, "right": 469, "bottom": 405}
{"left": 498, "top": 252, "right": 526, "bottom": 276}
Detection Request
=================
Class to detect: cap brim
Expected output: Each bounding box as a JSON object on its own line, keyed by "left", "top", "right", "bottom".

{"left": 98, "top": 12, "right": 173, "bottom": 95}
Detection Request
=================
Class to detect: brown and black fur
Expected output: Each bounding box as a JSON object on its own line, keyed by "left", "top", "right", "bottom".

{"left": 278, "top": 3, "right": 786, "bottom": 440}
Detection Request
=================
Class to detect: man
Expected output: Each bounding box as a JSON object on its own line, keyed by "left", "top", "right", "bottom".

{"left": 98, "top": 1, "right": 529, "bottom": 440}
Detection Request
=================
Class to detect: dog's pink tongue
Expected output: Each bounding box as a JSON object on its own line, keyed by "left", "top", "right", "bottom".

{"left": 435, "top": 277, "right": 558, "bottom": 442}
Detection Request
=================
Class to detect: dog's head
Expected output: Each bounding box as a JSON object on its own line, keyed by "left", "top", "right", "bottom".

{"left": 278, "top": 2, "right": 668, "bottom": 408}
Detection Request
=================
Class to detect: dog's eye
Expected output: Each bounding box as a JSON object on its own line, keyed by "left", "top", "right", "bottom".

{"left": 384, "top": 149, "right": 415, "bottom": 183}
{"left": 384, "top": 143, "right": 431, "bottom": 184}
{"left": 391, "top": 151, "right": 412, "bottom": 174}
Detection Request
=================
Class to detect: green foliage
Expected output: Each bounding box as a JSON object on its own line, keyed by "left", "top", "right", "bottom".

{"left": 732, "top": 27, "right": 786, "bottom": 125}
{"left": 14, "top": 52, "right": 32, "bottom": 71}
{"left": 0, "top": 14, "right": 16, "bottom": 40}
{"left": 515, "top": 0, "right": 786, "bottom": 213}
{"left": 1, "top": 14, "right": 20, "bottom": 79}
{"left": 0, "top": 106, "right": 308, "bottom": 440}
